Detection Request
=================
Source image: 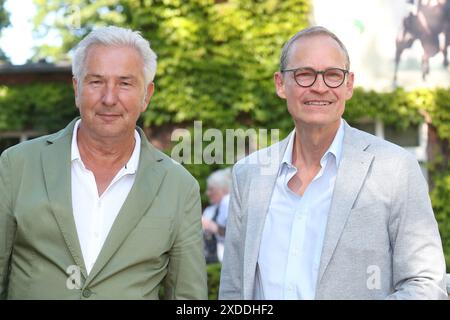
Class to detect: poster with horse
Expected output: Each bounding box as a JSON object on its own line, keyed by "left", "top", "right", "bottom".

{"left": 312, "top": 0, "right": 450, "bottom": 91}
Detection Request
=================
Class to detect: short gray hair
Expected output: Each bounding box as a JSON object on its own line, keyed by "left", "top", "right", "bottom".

{"left": 280, "top": 26, "right": 350, "bottom": 71}
{"left": 72, "top": 26, "right": 157, "bottom": 86}
{"left": 207, "top": 168, "right": 232, "bottom": 191}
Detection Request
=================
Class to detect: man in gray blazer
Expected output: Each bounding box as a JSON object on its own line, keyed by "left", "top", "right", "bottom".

{"left": 219, "top": 26, "right": 447, "bottom": 300}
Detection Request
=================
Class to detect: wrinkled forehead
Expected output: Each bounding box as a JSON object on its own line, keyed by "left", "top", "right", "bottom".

{"left": 78, "top": 45, "right": 147, "bottom": 90}
{"left": 83, "top": 43, "right": 144, "bottom": 64}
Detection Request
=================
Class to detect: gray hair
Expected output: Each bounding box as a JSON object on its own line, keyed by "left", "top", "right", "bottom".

{"left": 280, "top": 26, "right": 350, "bottom": 71}
{"left": 207, "top": 168, "right": 232, "bottom": 191}
{"left": 72, "top": 26, "right": 157, "bottom": 86}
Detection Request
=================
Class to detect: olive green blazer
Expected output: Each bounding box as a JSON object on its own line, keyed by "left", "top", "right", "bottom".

{"left": 0, "top": 118, "right": 207, "bottom": 299}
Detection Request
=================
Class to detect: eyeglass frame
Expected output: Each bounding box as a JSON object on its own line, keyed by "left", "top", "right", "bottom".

{"left": 280, "top": 67, "right": 349, "bottom": 88}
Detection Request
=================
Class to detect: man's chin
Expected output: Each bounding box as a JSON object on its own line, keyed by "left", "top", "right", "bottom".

{"left": 293, "top": 116, "right": 340, "bottom": 128}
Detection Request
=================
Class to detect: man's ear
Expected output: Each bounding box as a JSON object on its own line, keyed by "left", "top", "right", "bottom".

{"left": 72, "top": 77, "right": 80, "bottom": 109}
{"left": 274, "top": 71, "right": 286, "bottom": 99}
{"left": 141, "top": 82, "right": 155, "bottom": 112}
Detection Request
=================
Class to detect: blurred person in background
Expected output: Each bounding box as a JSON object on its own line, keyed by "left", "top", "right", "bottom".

{"left": 202, "top": 168, "right": 231, "bottom": 263}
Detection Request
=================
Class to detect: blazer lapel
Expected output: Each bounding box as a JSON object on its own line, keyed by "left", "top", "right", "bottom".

{"left": 242, "top": 134, "right": 291, "bottom": 299}
{"left": 317, "top": 123, "right": 374, "bottom": 285}
{"left": 85, "top": 129, "right": 167, "bottom": 285}
{"left": 41, "top": 119, "right": 88, "bottom": 279}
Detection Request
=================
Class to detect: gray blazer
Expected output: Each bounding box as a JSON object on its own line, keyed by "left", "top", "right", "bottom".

{"left": 219, "top": 121, "right": 447, "bottom": 300}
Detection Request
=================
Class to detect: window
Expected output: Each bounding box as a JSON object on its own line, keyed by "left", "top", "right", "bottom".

{"left": 350, "top": 119, "right": 428, "bottom": 180}
{"left": 351, "top": 121, "right": 376, "bottom": 135}
{"left": 384, "top": 125, "right": 420, "bottom": 147}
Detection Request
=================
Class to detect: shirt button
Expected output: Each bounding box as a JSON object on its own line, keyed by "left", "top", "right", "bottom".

{"left": 94, "top": 232, "right": 99, "bottom": 238}
{"left": 82, "top": 289, "right": 92, "bottom": 298}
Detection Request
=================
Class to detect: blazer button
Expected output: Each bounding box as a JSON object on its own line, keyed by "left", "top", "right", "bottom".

{"left": 82, "top": 289, "right": 92, "bottom": 298}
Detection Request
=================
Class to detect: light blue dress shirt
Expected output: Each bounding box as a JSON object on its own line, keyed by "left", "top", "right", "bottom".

{"left": 255, "top": 119, "right": 344, "bottom": 299}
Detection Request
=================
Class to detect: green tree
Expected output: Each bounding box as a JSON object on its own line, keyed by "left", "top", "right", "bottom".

{"left": 0, "top": 0, "right": 10, "bottom": 62}
{"left": 32, "top": 0, "right": 130, "bottom": 62}
{"left": 0, "top": 0, "right": 9, "bottom": 30}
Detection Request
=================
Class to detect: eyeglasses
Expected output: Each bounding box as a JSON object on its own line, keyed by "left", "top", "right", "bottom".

{"left": 281, "top": 67, "right": 349, "bottom": 88}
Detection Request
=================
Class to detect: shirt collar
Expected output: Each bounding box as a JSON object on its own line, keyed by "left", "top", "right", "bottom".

{"left": 282, "top": 118, "right": 345, "bottom": 168}
{"left": 71, "top": 119, "right": 141, "bottom": 174}
{"left": 281, "top": 128, "right": 296, "bottom": 166}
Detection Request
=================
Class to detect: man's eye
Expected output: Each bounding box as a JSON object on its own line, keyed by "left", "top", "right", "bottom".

{"left": 89, "top": 80, "right": 101, "bottom": 85}
{"left": 296, "top": 72, "right": 314, "bottom": 78}
{"left": 120, "top": 82, "right": 131, "bottom": 87}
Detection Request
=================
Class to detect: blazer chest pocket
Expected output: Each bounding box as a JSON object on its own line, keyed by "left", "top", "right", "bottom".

{"left": 136, "top": 216, "right": 174, "bottom": 230}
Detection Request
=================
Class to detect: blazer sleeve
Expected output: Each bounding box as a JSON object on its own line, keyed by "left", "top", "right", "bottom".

{"left": 162, "top": 179, "right": 207, "bottom": 299}
{"left": 219, "top": 165, "right": 244, "bottom": 299}
{"left": 387, "top": 153, "right": 447, "bottom": 299}
{"left": 0, "top": 150, "right": 17, "bottom": 299}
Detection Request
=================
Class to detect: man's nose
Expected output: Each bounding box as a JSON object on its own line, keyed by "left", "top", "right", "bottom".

{"left": 102, "top": 83, "right": 118, "bottom": 106}
{"left": 310, "top": 73, "right": 329, "bottom": 93}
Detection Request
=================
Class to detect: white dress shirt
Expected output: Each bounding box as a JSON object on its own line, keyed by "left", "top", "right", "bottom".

{"left": 71, "top": 119, "right": 141, "bottom": 274}
{"left": 255, "top": 119, "right": 344, "bottom": 299}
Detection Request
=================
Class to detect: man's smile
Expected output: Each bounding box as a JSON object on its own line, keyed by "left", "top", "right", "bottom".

{"left": 303, "top": 100, "right": 333, "bottom": 106}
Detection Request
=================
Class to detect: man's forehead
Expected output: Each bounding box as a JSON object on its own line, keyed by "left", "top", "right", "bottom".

{"left": 85, "top": 43, "right": 139, "bottom": 54}
{"left": 292, "top": 34, "right": 343, "bottom": 53}
{"left": 85, "top": 73, "right": 139, "bottom": 80}
{"left": 84, "top": 44, "right": 143, "bottom": 65}
{"left": 82, "top": 45, "right": 145, "bottom": 80}
{"left": 288, "top": 35, "right": 347, "bottom": 65}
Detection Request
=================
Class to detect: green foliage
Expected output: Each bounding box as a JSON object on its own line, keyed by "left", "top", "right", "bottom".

{"left": 207, "top": 263, "right": 221, "bottom": 300}
{"left": 0, "top": 0, "right": 9, "bottom": 32}
{"left": 430, "top": 88, "right": 450, "bottom": 140}
{"left": 0, "top": 83, "right": 77, "bottom": 132}
{"left": 0, "top": 0, "right": 10, "bottom": 62}
{"left": 138, "top": 0, "right": 310, "bottom": 132}
{"left": 345, "top": 87, "right": 425, "bottom": 128}
{"left": 432, "top": 168, "right": 450, "bottom": 270}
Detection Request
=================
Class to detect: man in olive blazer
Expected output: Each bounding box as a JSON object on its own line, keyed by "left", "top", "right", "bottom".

{"left": 0, "top": 26, "right": 207, "bottom": 300}
{"left": 0, "top": 118, "right": 207, "bottom": 299}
